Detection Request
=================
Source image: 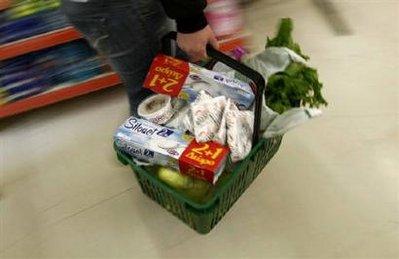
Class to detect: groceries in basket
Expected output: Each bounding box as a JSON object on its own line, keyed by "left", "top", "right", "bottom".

{"left": 114, "top": 117, "right": 229, "bottom": 184}
{"left": 112, "top": 19, "right": 330, "bottom": 233}
{"left": 143, "top": 54, "right": 255, "bottom": 109}
{"left": 114, "top": 18, "right": 329, "bottom": 205}
{"left": 166, "top": 91, "right": 254, "bottom": 162}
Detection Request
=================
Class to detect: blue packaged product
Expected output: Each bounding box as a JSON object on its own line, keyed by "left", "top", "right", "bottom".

{"left": 3, "top": 77, "right": 44, "bottom": 96}
{"left": 1, "top": 76, "right": 45, "bottom": 102}
{"left": 114, "top": 116, "right": 193, "bottom": 169}
{"left": 0, "top": 10, "right": 70, "bottom": 44}
{"left": 41, "top": 10, "right": 69, "bottom": 30}
{"left": 0, "top": 14, "right": 42, "bottom": 33}
{"left": 52, "top": 57, "right": 103, "bottom": 84}
{"left": 0, "top": 15, "right": 48, "bottom": 43}
{"left": 0, "top": 70, "right": 36, "bottom": 86}
{"left": 0, "top": 57, "right": 33, "bottom": 75}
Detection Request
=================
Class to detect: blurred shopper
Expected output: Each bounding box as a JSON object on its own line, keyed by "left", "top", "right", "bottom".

{"left": 61, "top": 0, "right": 218, "bottom": 115}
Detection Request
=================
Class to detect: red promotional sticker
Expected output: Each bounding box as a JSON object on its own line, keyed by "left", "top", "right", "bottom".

{"left": 179, "top": 140, "right": 230, "bottom": 184}
{"left": 143, "top": 54, "right": 189, "bottom": 97}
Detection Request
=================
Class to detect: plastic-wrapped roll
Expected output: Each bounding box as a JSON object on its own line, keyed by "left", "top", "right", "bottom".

{"left": 225, "top": 99, "right": 254, "bottom": 162}
{"left": 191, "top": 93, "right": 227, "bottom": 143}
{"left": 137, "top": 94, "right": 175, "bottom": 125}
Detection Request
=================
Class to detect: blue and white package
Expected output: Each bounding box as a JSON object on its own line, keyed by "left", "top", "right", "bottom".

{"left": 114, "top": 117, "right": 194, "bottom": 169}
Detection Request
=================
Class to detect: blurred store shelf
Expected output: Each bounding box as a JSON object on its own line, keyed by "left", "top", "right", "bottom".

{"left": 0, "top": 72, "right": 121, "bottom": 119}
{"left": 0, "top": 26, "right": 82, "bottom": 61}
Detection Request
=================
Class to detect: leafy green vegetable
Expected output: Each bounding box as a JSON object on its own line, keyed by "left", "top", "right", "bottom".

{"left": 266, "top": 18, "right": 309, "bottom": 60}
{"left": 266, "top": 62, "right": 328, "bottom": 114}
{"left": 265, "top": 18, "right": 328, "bottom": 114}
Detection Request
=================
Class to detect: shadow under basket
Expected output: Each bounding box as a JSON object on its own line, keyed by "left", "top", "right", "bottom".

{"left": 114, "top": 136, "right": 283, "bottom": 234}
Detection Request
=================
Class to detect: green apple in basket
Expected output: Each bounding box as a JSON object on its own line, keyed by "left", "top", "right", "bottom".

{"left": 157, "top": 167, "right": 212, "bottom": 202}
{"left": 158, "top": 167, "right": 191, "bottom": 189}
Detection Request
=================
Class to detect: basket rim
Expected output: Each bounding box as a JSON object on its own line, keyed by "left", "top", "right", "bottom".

{"left": 114, "top": 137, "right": 272, "bottom": 211}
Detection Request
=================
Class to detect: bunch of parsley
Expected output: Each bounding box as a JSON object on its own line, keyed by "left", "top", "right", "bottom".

{"left": 265, "top": 18, "right": 328, "bottom": 114}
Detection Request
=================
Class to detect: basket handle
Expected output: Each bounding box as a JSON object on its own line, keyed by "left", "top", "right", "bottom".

{"left": 161, "top": 31, "right": 264, "bottom": 144}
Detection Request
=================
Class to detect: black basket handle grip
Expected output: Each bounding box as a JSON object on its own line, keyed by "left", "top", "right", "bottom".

{"left": 161, "top": 31, "right": 264, "bottom": 144}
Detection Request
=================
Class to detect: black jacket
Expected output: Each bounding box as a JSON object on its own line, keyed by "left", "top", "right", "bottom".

{"left": 160, "top": 0, "right": 208, "bottom": 33}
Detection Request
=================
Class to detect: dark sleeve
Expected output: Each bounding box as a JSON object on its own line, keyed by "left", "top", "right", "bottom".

{"left": 160, "top": 0, "right": 208, "bottom": 33}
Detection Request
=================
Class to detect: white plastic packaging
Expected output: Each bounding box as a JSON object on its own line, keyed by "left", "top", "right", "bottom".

{"left": 225, "top": 99, "right": 254, "bottom": 162}
{"left": 137, "top": 94, "right": 175, "bottom": 125}
{"left": 191, "top": 91, "right": 227, "bottom": 143}
{"left": 263, "top": 107, "right": 322, "bottom": 138}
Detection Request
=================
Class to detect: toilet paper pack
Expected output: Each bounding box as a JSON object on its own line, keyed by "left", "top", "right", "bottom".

{"left": 143, "top": 54, "right": 255, "bottom": 109}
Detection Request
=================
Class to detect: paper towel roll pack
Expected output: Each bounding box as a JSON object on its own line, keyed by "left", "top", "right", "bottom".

{"left": 114, "top": 117, "right": 230, "bottom": 184}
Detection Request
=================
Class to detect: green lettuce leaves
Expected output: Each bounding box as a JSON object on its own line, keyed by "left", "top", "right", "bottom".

{"left": 265, "top": 18, "right": 328, "bottom": 114}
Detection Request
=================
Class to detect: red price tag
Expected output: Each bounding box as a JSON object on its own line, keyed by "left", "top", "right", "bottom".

{"left": 143, "top": 54, "right": 189, "bottom": 97}
{"left": 179, "top": 140, "right": 230, "bottom": 184}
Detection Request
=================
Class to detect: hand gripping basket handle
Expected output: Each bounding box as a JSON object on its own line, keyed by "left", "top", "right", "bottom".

{"left": 161, "top": 31, "right": 265, "bottom": 144}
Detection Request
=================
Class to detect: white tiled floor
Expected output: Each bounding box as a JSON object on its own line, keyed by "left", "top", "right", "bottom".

{"left": 1, "top": 0, "right": 398, "bottom": 258}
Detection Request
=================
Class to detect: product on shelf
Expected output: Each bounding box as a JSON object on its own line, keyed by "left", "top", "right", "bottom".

{"left": 205, "top": 0, "right": 248, "bottom": 58}
{"left": 6, "top": 0, "right": 60, "bottom": 20}
{"left": 0, "top": 0, "right": 68, "bottom": 44}
{"left": 0, "top": 40, "right": 106, "bottom": 104}
{"left": 205, "top": 0, "right": 244, "bottom": 40}
{"left": 0, "top": 0, "right": 121, "bottom": 117}
{"left": 0, "top": 9, "right": 69, "bottom": 44}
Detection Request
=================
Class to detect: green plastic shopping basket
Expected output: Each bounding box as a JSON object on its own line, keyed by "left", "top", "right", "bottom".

{"left": 114, "top": 32, "right": 283, "bottom": 234}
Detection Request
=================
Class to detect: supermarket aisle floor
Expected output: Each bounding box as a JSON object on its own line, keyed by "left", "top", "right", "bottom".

{"left": 1, "top": 0, "right": 398, "bottom": 258}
